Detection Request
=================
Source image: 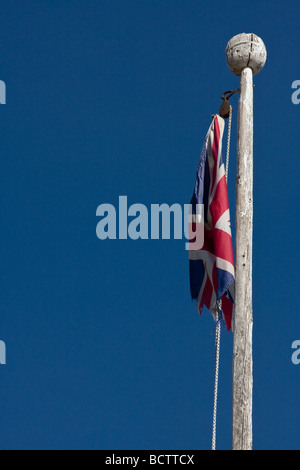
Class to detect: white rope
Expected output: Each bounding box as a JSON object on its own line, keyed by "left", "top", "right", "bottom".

{"left": 212, "top": 305, "right": 221, "bottom": 450}
{"left": 225, "top": 105, "right": 232, "bottom": 182}
{"left": 211, "top": 105, "right": 232, "bottom": 451}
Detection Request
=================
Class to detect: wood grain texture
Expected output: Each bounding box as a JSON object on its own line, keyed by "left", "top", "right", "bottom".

{"left": 232, "top": 67, "right": 253, "bottom": 451}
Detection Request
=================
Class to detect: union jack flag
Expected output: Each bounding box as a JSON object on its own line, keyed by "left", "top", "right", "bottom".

{"left": 189, "top": 115, "right": 235, "bottom": 330}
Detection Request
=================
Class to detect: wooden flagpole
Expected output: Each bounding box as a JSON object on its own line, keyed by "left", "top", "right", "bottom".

{"left": 225, "top": 33, "right": 267, "bottom": 450}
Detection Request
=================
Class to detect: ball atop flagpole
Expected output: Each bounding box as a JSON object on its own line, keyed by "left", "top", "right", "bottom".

{"left": 225, "top": 33, "right": 267, "bottom": 76}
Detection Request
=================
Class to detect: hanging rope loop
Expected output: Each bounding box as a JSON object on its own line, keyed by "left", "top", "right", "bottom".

{"left": 225, "top": 104, "right": 233, "bottom": 182}
{"left": 212, "top": 303, "right": 222, "bottom": 451}
{"left": 211, "top": 106, "right": 233, "bottom": 451}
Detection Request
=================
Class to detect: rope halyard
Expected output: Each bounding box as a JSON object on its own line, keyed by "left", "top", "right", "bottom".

{"left": 225, "top": 105, "right": 233, "bottom": 181}
{"left": 211, "top": 106, "right": 232, "bottom": 451}
{"left": 212, "top": 303, "right": 222, "bottom": 451}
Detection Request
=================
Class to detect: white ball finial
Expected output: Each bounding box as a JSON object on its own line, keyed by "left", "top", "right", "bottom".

{"left": 225, "top": 33, "right": 267, "bottom": 76}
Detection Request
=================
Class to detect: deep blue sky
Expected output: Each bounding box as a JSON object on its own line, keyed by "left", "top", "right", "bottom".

{"left": 0, "top": 0, "right": 299, "bottom": 450}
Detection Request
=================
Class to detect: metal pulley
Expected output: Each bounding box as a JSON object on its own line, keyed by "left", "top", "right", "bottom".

{"left": 219, "top": 89, "right": 240, "bottom": 119}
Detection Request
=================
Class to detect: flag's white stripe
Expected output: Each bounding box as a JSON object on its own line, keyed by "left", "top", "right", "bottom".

{"left": 209, "top": 164, "right": 225, "bottom": 205}
{"left": 214, "top": 209, "right": 232, "bottom": 236}
{"left": 215, "top": 257, "right": 235, "bottom": 277}
{"left": 190, "top": 250, "right": 215, "bottom": 293}
{"left": 197, "top": 270, "right": 207, "bottom": 312}
{"left": 206, "top": 116, "right": 225, "bottom": 227}
{"left": 188, "top": 213, "right": 203, "bottom": 223}
{"left": 209, "top": 290, "right": 218, "bottom": 320}
{"left": 189, "top": 250, "right": 235, "bottom": 277}
{"left": 189, "top": 249, "right": 214, "bottom": 261}
{"left": 209, "top": 118, "right": 225, "bottom": 204}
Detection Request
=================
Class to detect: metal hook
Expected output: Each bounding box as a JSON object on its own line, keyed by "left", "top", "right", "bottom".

{"left": 221, "top": 89, "right": 240, "bottom": 101}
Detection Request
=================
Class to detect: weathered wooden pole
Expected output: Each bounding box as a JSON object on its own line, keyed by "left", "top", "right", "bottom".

{"left": 225, "top": 33, "right": 267, "bottom": 450}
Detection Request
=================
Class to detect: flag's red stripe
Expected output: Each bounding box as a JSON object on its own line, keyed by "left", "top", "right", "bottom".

{"left": 221, "top": 295, "right": 233, "bottom": 331}
{"left": 211, "top": 117, "right": 220, "bottom": 194}
{"left": 199, "top": 276, "right": 213, "bottom": 312}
